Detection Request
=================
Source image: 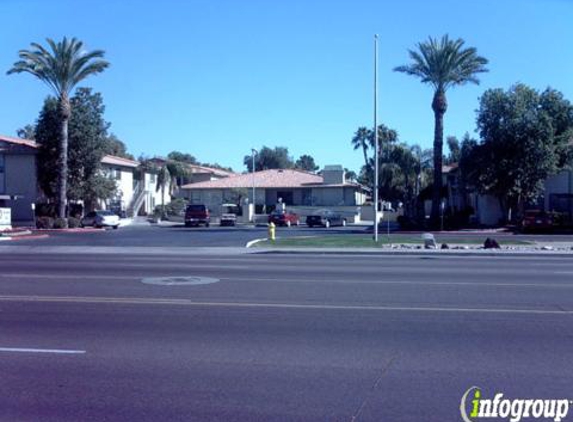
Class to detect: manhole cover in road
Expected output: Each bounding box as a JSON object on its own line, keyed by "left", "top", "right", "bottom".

{"left": 141, "top": 276, "right": 220, "bottom": 286}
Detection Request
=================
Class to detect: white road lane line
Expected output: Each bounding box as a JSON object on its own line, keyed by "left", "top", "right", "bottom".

{"left": 0, "top": 295, "right": 569, "bottom": 315}
{"left": 219, "top": 277, "right": 573, "bottom": 288}
{"left": 0, "top": 347, "right": 85, "bottom": 354}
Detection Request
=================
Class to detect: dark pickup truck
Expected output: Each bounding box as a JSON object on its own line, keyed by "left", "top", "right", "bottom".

{"left": 184, "top": 204, "right": 210, "bottom": 227}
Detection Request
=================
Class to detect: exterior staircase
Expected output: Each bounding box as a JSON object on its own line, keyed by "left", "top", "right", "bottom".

{"left": 127, "top": 182, "right": 147, "bottom": 217}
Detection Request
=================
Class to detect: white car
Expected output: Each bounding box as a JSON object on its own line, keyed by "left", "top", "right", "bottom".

{"left": 81, "top": 210, "right": 120, "bottom": 229}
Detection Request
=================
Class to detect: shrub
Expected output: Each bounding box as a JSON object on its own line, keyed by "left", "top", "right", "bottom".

{"left": 53, "top": 217, "right": 68, "bottom": 229}
{"left": 165, "top": 198, "right": 188, "bottom": 216}
{"left": 397, "top": 215, "right": 417, "bottom": 230}
{"left": 36, "top": 216, "right": 54, "bottom": 229}
{"left": 67, "top": 217, "right": 81, "bottom": 228}
{"left": 35, "top": 203, "right": 57, "bottom": 218}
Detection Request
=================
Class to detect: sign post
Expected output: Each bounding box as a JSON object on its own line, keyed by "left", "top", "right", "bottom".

{"left": 0, "top": 207, "right": 12, "bottom": 231}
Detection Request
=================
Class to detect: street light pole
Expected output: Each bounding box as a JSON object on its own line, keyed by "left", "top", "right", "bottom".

{"left": 373, "top": 34, "right": 379, "bottom": 243}
{"left": 251, "top": 148, "right": 257, "bottom": 222}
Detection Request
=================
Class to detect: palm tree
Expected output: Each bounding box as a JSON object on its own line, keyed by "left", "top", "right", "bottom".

{"left": 351, "top": 127, "right": 371, "bottom": 169}
{"left": 8, "top": 37, "right": 109, "bottom": 218}
{"left": 369, "top": 124, "right": 398, "bottom": 161}
{"left": 394, "top": 35, "right": 488, "bottom": 224}
{"left": 156, "top": 164, "right": 171, "bottom": 219}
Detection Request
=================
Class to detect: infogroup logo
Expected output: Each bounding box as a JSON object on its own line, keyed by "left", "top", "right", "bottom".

{"left": 460, "top": 387, "right": 571, "bottom": 422}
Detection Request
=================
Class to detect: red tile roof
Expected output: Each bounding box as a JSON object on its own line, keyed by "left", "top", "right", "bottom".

{"left": 181, "top": 168, "right": 362, "bottom": 190}
{"left": 0, "top": 134, "right": 38, "bottom": 149}
{"left": 101, "top": 155, "right": 140, "bottom": 168}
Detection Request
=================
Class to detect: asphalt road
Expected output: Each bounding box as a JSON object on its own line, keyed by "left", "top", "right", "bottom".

{"left": 12, "top": 222, "right": 573, "bottom": 247}
{"left": 0, "top": 251, "right": 572, "bottom": 421}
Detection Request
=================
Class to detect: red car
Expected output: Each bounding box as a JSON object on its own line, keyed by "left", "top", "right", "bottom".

{"left": 268, "top": 210, "right": 300, "bottom": 227}
{"left": 521, "top": 210, "right": 555, "bottom": 232}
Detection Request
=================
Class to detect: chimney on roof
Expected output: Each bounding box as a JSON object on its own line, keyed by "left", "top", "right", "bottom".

{"left": 322, "top": 165, "right": 345, "bottom": 185}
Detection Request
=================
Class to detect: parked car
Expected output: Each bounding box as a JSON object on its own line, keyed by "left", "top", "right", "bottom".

{"left": 81, "top": 210, "right": 120, "bottom": 229}
{"left": 521, "top": 210, "right": 557, "bottom": 232}
{"left": 268, "top": 210, "right": 300, "bottom": 227}
{"left": 306, "top": 209, "right": 346, "bottom": 228}
{"left": 220, "top": 203, "right": 239, "bottom": 226}
{"left": 185, "top": 204, "right": 210, "bottom": 227}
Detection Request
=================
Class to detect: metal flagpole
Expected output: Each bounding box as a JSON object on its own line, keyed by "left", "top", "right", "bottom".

{"left": 373, "top": 34, "right": 379, "bottom": 242}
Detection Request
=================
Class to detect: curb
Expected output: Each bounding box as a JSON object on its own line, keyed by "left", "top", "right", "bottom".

{"left": 250, "top": 248, "right": 573, "bottom": 258}
{"left": 34, "top": 228, "right": 104, "bottom": 233}
{"left": 0, "top": 234, "right": 50, "bottom": 242}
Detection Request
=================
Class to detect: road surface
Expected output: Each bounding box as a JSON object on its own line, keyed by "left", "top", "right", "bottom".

{"left": 0, "top": 251, "right": 571, "bottom": 421}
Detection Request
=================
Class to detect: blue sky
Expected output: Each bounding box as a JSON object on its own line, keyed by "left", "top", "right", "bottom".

{"left": 0, "top": 0, "right": 571, "bottom": 173}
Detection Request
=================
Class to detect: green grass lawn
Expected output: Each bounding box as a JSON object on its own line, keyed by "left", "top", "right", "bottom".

{"left": 254, "top": 234, "right": 532, "bottom": 248}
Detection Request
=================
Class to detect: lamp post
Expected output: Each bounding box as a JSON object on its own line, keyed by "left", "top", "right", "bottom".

{"left": 373, "top": 34, "right": 379, "bottom": 242}
{"left": 251, "top": 148, "right": 257, "bottom": 222}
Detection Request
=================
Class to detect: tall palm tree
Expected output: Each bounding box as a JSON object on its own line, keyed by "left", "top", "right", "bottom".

{"left": 369, "top": 124, "right": 398, "bottom": 161}
{"left": 351, "top": 127, "right": 372, "bottom": 169}
{"left": 8, "top": 37, "right": 109, "bottom": 218}
{"left": 394, "top": 35, "right": 488, "bottom": 224}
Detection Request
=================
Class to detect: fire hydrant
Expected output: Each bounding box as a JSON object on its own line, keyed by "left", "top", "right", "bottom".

{"left": 268, "top": 221, "right": 276, "bottom": 241}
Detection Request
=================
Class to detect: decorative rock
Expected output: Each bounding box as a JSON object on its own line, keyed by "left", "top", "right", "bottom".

{"left": 441, "top": 243, "right": 449, "bottom": 249}
{"left": 484, "top": 237, "right": 501, "bottom": 249}
{"left": 422, "top": 233, "right": 437, "bottom": 249}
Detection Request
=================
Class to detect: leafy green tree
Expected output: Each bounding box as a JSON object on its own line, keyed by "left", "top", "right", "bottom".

{"left": 295, "top": 154, "right": 319, "bottom": 172}
{"left": 469, "top": 84, "right": 573, "bottom": 220}
{"left": 8, "top": 37, "right": 109, "bottom": 218}
{"left": 244, "top": 146, "right": 294, "bottom": 171}
{"left": 446, "top": 136, "right": 461, "bottom": 164}
{"left": 369, "top": 124, "right": 398, "bottom": 158}
{"left": 167, "top": 151, "right": 198, "bottom": 164}
{"left": 17, "top": 124, "right": 36, "bottom": 140}
{"left": 34, "top": 88, "right": 116, "bottom": 211}
{"left": 104, "top": 133, "right": 134, "bottom": 160}
{"left": 199, "top": 162, "right": 234, "bottom": 172}
{"left": 344, "top": 169, "right": 357, "bottom": 182}
{"left": 395, "top": 35, "right": 488, "bottom": 224}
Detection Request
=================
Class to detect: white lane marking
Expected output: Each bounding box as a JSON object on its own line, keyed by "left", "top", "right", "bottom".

{"left": 246, "top": 238, "right": 267, "bottom": 248}
{"left": 0, "top": 295, "right": 569, "bottom": 316}
{"left": 0, "top": 347, "right": 85, "bottom": 354}
{"left": 0, "top": 273, "right": 137, "bottom": 280}
{"left": 220, "top": 277, "right": 573, "bottom": 288}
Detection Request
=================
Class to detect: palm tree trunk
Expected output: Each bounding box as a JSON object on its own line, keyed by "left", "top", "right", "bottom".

{"left": 58, "top": 94, "right": 71, "bottom": 219}
{"left": 431, "top": 89, "right": 447, "bottom": 226}
{"left": 362, "top": 145, "right": 369, "bottom": 169}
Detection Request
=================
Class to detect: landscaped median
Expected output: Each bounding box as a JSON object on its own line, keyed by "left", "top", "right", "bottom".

{"left": 251, "top": 234, "right": 532, "bottom": 249}
{"left": 249, "top": 234, "right": 573, "bottom": 254}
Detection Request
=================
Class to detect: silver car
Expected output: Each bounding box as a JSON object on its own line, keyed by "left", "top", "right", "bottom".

{"left": 81, "top": 210, "right": 120, "bottom": 229}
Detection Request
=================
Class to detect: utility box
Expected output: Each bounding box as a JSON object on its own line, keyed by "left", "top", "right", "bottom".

{"left": 0, "top": 207, "right": 12, "bottom": 230}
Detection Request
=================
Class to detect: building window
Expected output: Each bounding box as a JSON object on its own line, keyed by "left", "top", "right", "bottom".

{"left": 0, "top": 154, "right": 5, "bottom": 194}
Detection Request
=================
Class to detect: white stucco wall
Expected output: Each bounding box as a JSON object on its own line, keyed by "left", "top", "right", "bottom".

{"left": 3, "top": 153, "right": 37, "bottom": 221}
{"left": 142, "top": 172, "right": 171, "bottom": 213}
{"left": 476, "top": 194, "right": 503, "bottom": 226}
{"left": 544, "top": 170, "right": 572, "bottom": 210}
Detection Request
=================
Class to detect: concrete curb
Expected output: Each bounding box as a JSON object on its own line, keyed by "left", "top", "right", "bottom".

{"left": 0, "top": 234, "right": 50, "bottom": 242}
{"left": 34, "top": 228, "right": 104, "bottom": 233}
{"left": 250, "top": 247, "right": 573, "bottom": 258}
